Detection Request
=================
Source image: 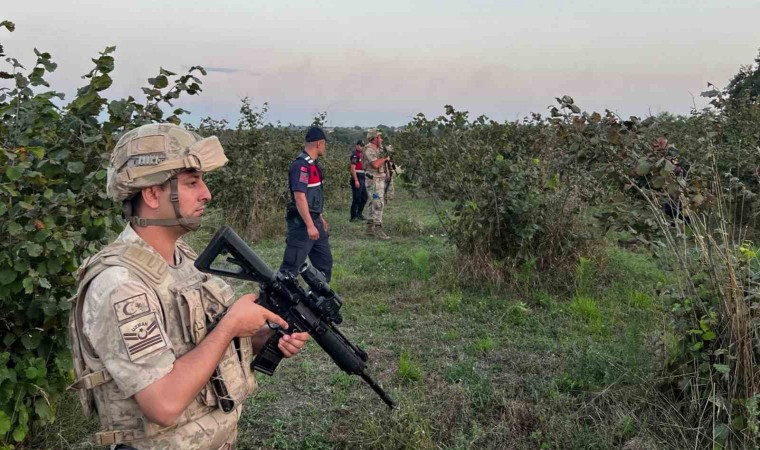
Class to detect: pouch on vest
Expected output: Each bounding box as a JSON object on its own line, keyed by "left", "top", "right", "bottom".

{"left": 201, "top": 278, "right": 257, "bottom": 410}
{"left": 175, "top": 282, "right": 219, "bottom": 407}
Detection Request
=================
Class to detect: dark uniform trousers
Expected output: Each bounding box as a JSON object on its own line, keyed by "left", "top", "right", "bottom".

{"left": 279, "top": 212, "right": 333, "bottom": 282}
{"left": 350, "top": 173, "right": 368, "bottom": 220}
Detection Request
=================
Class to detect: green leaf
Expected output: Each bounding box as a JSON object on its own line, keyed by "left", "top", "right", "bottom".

{"left": 713, "top": 364, "right": 730, "bottom": 374}
{"left": 25, "top": 242, "right": 43, "bottom": 257}
{"left": 153, "top": 74, "right": 169, "bottom": 89}
{"left": 635, "top": 159, "right": 652, "bottom": 176}
{"left": 35, "top": 398, "right": 51, "bottom": 421}
{"left": 0, "top": 21, "right": 15, "bottom": 32}
{"left": 0, "top": 410, "right": 10, "bottom": 435}
{"left": 17, "top": 201, "right": 34, "bottom": 210}
{"left": 28, "top": 147, "right": 45, "bottom": 159}
{"left": 25, "top": 366, "right": 38, "bottom": 380}
{"left": 61, "top": 240, "right": 74, "bottom": 252}
{"left": 92, "top": 74, "right": 113, "bottom": 91}
{"left": 38, "top": 278, "right": 51, "bottom": 289}
{"left": 82, "top": 134, "right": 102, "bottom": 144}
{"left": 702, "top": 331, "right": 717, "bottom": 341}
{"left": 22, "top": 277, "right": 34, "bottom": 294}
{"left": 651, "top": 176, "right": 666, "bottom": 189}
{"left": 67, "top": 161, "right": 85, "bottom": 173}
{"left": 7, "top": 221, "right": 23, "bottom": 236}
{"left": 6, "top": 165, "right": 24, "bottom": 181}
{"left": 0, "top": 270, "right": 17, "bottom": 285}
{"left": 12, "top": 424, "right": 26, "bottom": 442}
{"left": 691, "top": 341, "right": 704, "bottom": 351}
{"left": 21, "top": 332, "right": 40, "bottom": 350}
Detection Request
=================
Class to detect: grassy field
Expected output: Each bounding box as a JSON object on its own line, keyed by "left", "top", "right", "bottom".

{"left": 30, "top": 188, "right": 674, "bottom": 450}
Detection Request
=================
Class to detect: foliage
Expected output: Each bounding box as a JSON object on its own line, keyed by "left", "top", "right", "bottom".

{"left": 0, "top": 23, "right": 204, "bottom": 448}
{"left": 395, "top": 105, "right": 602, "bottom": 290}
{"left": 197, "top": 102, "right": 370, "bottom": 241}
{"left": 726, "top": 47, "right": 760, "bottom": 104}
{"left": 196, "top": 100, "right": 301, "bottom": 240}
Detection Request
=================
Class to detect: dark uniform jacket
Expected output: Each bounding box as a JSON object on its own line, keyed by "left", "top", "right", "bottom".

{"left": 287, "top": 151, "right": 324, "bottom": 219}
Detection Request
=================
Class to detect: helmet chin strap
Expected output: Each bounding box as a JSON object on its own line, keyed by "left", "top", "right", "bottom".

{"left": 124, "top": 177, "right": 202, "bottom": 232}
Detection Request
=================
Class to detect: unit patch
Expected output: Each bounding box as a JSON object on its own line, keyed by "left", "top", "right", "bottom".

{"left": 299, "top": 172, "right": 309, "bottom": 183}
{"left": 113, "top": 293, "right": 150, "bottom": 323}
{"left": 119, "top": 312, "right": 168, "bottom": 361}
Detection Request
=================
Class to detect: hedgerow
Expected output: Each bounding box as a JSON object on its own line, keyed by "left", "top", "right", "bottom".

{"left": 0, "top": 22, "right": 204, "bottom": 448}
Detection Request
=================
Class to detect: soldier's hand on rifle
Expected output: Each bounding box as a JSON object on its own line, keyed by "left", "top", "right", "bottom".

{"left": 307, "top": 223, "right": 319, "bottom": 240}
{"left": 222, "top": 294, "right": 289, "bottom": 337}
{"left": 278, "top": 332, "right": 310, "bottom": 357}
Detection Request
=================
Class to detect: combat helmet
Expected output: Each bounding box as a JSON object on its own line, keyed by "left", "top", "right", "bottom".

{"left": 107, "top": 123, "right": 228, "bottom": 230}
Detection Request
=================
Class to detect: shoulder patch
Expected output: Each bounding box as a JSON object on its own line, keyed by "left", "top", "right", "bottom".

{"left": 113, "top": 294, "right": 150, "bottom": 323}
{"left": 118, "top": 245, "right": 168, "bottom": 284}
{"left": 300, "top": 166, "right": 308, "bottom": 172}
{"left": 120, "top": 312, "right": 168, "bottom": 361}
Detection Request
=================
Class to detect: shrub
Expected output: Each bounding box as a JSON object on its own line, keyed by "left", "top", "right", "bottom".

{"left": 0, "top": 22, "right": 204, "bottom": 447}
{"left": 395, "top": 106, "right": 602, "bottom": 292}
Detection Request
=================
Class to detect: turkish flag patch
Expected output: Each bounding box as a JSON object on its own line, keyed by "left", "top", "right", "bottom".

{"left": 113, "top": 294, "right": 150, "bottom": 323}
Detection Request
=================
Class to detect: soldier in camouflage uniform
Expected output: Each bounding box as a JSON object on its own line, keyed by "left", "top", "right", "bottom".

{"left": 362, "top": 128, "right": 391, "bottom": 240}
{"left": 68, "top": 123, "right": 310, "bottom": 450}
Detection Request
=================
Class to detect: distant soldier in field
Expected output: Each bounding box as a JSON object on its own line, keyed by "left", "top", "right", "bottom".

{"left": 68, "top": 123, "right": 309, "bottom": 450}
{"left": 279, "top": 126, "right": 334, "bottom": 281}
{"left": 362, "top": 128, "right": 391, "bottom": 240}
{"left": 349, "top": 139, "right": 368, "bottom": 222}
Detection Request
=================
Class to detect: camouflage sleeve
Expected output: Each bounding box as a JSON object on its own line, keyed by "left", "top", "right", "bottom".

{"left": 82, "top": 266, "right": 175, "bottom": 399}
{"left": 364, "top": 146, "right": 379, "bottom": 164}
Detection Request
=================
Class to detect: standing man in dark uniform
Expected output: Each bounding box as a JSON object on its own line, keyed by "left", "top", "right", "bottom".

{"left": 349, "top": 140, "right": 368, "bottom": 222}
{"left": 279, "top": 126, "right": 333, "bottom": 281}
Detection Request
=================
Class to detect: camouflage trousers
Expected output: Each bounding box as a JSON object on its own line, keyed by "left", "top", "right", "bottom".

{"left": 366, "top": 177, "right": 386, "bottom": 225}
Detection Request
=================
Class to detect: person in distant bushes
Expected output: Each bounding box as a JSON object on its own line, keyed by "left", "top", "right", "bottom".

{"left": 362, "top": 128, "right": 392, "bottom": 240}
{"left": 279, "top": 126, "right": 334, "bottom": 281}
{"left": 349, "top": 139, "right": 369, "bottom": 222}
{"left": 68, "top": 123, "right": 309, "bottom": 450}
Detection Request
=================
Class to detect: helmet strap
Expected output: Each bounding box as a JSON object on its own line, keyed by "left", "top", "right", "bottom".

{"left": 124, "top": 177, "right": 201, "bottom": 231}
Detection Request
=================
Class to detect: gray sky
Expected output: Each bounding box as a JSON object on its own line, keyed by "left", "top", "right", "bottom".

{"left": 3, "top": 1, "right": 760, "bottom": 126}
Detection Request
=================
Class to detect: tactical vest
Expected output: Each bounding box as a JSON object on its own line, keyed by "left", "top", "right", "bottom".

{"left": 287, "top": 152, "right": 324, "bottom": 215}
{"left": 68, "top": 236, "right": 257, "bottom": 449}
{"left": 362, "top": 143, "right": 385, "bottom": 177}
{"left": 351, "top": 150, "right": 364, "bottom": 173}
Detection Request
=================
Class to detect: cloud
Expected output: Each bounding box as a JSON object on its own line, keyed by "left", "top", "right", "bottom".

{"left": 201, "top": 66, "right": 261, "bottom": 76}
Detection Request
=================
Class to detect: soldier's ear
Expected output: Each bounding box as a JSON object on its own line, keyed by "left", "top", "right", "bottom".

{"left": 141, "top": 185, "right": 164, "bottom": 210}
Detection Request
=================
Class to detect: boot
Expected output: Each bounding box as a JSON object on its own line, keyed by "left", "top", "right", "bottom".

{"left": 374, "top": 224, "right": 391, "bottom": 240}
{"left": 366, "top": 222, "right": 375, "bottom": 236}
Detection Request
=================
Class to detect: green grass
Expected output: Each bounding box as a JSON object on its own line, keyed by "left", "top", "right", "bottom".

{"left": 31, "top": 187, "right": 675, "bottom": 450}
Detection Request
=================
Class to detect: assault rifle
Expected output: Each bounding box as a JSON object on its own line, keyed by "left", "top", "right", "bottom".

{"left": 195, "top": 225, "right": 396, "bottom": 409}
